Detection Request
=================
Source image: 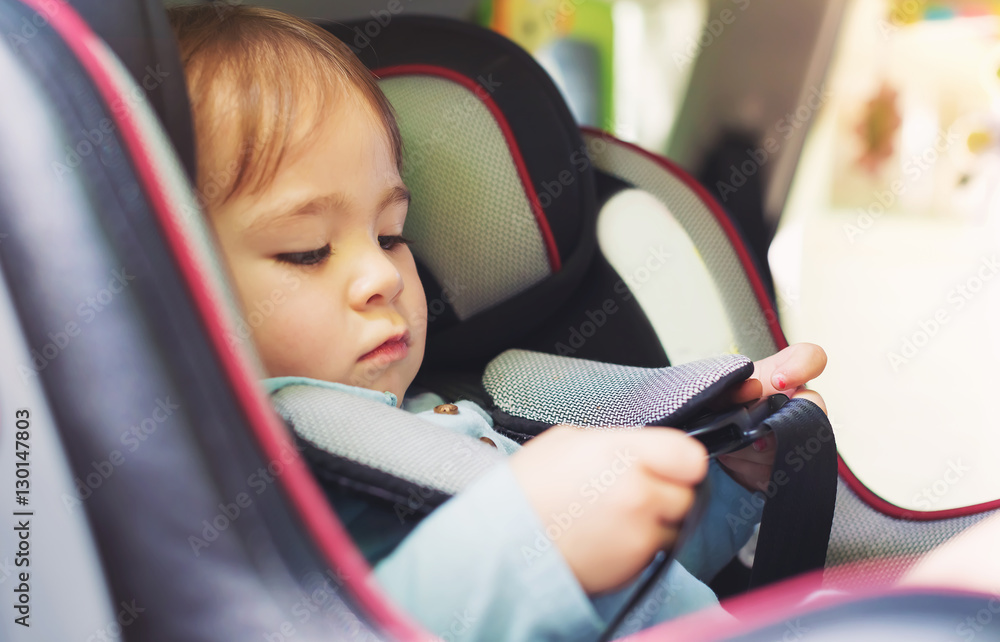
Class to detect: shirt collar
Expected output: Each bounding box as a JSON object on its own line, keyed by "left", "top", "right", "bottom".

{"left": 260, "top": 376, "right": 398, "bottom": 407}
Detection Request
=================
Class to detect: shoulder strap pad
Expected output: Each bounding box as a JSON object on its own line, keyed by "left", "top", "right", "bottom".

{"left": 272, "top": 384, "right": 503, "bottom": 516}
{"left": 484, "top": 350, "right": 754, "bottom": 440}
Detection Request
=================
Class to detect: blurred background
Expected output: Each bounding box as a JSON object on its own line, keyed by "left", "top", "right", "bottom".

{"left": 168, "top": 0, "right": 1000, "bottom": 512}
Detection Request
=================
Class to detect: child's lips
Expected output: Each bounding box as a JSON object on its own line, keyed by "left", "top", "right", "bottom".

{"left": 359, "top": 332, "right": 409, "bottom": 363}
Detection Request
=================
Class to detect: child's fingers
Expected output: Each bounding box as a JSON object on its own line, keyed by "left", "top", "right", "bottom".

{"left": 768, "top": 343, "right": 827, "bottom": 393}
{"left": 719, "top": 434, "right": 776, "bottom": 465}
{"left": 716, "top": 455, "right": 772, "bottom": 493}
{"left": 726, "top": 377, "right": 763, "bottom": 406}
{"left": 644, "top": 481, "right": 697, "bottom": 526}
{"left": 655, "top": 524, "right": 682, "bottom": 551}
{"left": 717, "top": 434, "right": 775, "bottom": 491}
{"left": 635, "top": 429, "right": 709, "bottom": 485}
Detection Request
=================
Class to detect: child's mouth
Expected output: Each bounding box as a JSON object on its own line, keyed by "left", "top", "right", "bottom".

{"left": 359, "top": 333, "right": 409, "bottom": 363}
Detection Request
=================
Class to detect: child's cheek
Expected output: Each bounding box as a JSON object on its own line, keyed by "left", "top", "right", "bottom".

{"left": 406, "top": 301, "right": 429, "bottom": 345}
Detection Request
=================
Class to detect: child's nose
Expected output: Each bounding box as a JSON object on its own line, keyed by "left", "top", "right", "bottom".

{"left": 349, "top": 246, "right": 404, "bottom": 308}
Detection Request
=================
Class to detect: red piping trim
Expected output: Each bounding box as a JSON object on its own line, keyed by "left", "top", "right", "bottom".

{"left": 578, "top": 128, "right": 1000, "bottom": 521}
{"left": 838, "top": 457, "right": 1000, "bottom": 521}
{"left": 375, "top": 63, "right": 562, "bottom": 272}
{"left": 22, "top": 1, "right": 427, "bottom": 638}
{"left": 630, "top": 569, "right": 996, "bottom": 641}
{"left": 632, "top": 571, "right": 829, "bottom": 641}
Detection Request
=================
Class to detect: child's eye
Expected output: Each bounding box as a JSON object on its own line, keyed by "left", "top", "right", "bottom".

{"left": 378, "top": 235, "right": 414, "bottom": 251}
{"left": 275, "top": 245, "right": 331, "bottom": 266}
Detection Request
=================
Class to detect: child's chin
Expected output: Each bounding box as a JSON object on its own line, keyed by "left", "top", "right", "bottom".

{"left": 355, "top": 368, "right": 411, "bottom": 401}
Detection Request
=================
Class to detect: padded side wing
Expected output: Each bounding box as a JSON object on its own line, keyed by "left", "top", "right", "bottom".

{"left": 583, "top": 128, "right": 785, "bottom": 362}
{"left": 0, "top": 0, "right": 424, "bottom": 638}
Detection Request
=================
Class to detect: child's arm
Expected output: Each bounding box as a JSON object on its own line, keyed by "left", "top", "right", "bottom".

{"left": 373, "top": 460, "right": 608, "bottom": 641}
{"left": 673, "top": 460, "right": 765, "bottom": 582}
{"left": 372, "top": 427, "right": 711, "bottom": 640}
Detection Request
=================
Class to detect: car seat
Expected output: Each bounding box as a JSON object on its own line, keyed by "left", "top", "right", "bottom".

{"left": 288, "top": 14, "right": 837, "bottom": 599}
{"left": 311, "top": 12, "right": 1000, "bottom": 593}
{"left": 0, "top": 0, "right": 997, "bottom": 640}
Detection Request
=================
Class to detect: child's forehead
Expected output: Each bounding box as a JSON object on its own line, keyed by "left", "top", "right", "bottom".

{"left": 200, "top": 80, "right": 399, "bottom": 207}
{"left": 172, "top": 5, "right": 403, "bottom": 204}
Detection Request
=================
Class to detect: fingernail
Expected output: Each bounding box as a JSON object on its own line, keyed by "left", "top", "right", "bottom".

{"left": 752, "top": 438, "right": 767, "bottom": 452}
{"left": 772, "top": 374, "right": 786, "bottom": 390}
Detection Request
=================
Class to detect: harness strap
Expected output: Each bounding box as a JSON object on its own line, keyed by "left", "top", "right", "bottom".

{"left": 751, "top": 397, "right": 837, "bottom": 588}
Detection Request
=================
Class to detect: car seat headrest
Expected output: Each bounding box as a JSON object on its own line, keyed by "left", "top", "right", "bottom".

{"left": 319, "top": 17, "right": 599, "bottom": 368}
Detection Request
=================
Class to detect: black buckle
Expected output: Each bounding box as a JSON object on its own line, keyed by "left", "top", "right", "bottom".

{"left": 679, "top": 394, "right": 789, "bottom": 457}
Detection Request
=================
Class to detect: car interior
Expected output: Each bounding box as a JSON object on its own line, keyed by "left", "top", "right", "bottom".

{"left": 1, "top": 0, "right": 999, "bottom": 640}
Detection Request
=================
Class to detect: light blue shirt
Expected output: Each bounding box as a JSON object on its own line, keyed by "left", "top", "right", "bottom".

{"left": 264, "top": 377, "right": 764, "bottom": 640}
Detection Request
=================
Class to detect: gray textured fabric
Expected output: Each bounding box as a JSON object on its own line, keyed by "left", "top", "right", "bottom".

{"left": 483, "top": 349, "right": 752, "bottom": 427}
{"left": 583, "top": 131, "right": 778, "bottom": 361}
{"left": 272, "top": 384, "right": 503, "bottom": 495}
{"left": 381, "top": 76, "right": 553, "bottom": 320}
{"left": 824, "top": 478, "right": 999, "bottom": 588}
{"left": 104, "top": 47, "right": 268, "bottom": 377}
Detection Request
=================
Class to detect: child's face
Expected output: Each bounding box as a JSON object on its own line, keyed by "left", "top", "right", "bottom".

{"left": 210, "top": 100, "right": 426, "bottom": 404}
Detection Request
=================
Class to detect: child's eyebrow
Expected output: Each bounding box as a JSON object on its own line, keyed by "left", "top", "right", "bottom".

{"left": 378, "top": 185, "right": 411, "bottom": 213}
{"left": 246, "top": 186, "right": 409, "bottom": 234}
{"left": 246, "top": 193, "right": 347, "bottom": 233}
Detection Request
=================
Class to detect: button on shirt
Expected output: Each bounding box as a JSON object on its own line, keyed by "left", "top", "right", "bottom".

{"left": 402, "top": 390, "right": 522, "bottom": 455}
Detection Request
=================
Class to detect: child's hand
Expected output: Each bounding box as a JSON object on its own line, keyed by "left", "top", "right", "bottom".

{"left": 508, "top": 426, "right": 708, "bottom": 594}
{"left": 717, "top": 343, "right": 828, "bottom": 492}
{"left": 729, "top": 343, "right": 828, "bottom": 407}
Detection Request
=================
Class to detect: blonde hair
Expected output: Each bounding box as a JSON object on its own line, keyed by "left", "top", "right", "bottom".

{"left": 167, "top": 4, "right": 402, "bottom": 205}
